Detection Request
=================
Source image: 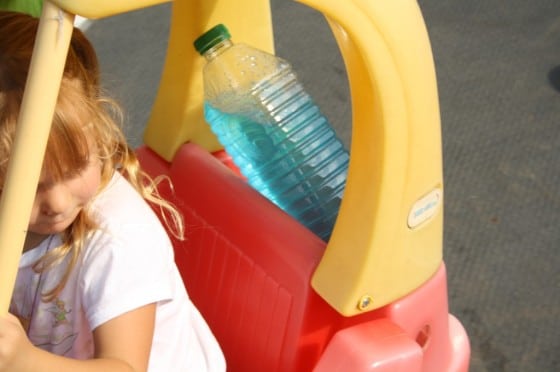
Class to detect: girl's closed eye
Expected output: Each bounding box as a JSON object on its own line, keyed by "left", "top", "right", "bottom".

{"left": 28, "top": 157, "right": 102, "bottom": 238}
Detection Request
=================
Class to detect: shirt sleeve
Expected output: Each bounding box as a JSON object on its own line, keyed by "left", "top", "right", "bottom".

{"left": 79, "top": 177, "right": 177, "bottom": 331}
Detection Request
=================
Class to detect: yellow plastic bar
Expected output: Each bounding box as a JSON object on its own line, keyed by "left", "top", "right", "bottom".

{"left": 142, "top": 0, "right": 274, "bottom": 161}
{"left": 300, "top": 0, "right": 444, "bottom": 315}
{"left": 0, "top": 2, "right": 74, "bottom": 314}
{"left": 51, "top": 0, "right": 170, "bottom": 19}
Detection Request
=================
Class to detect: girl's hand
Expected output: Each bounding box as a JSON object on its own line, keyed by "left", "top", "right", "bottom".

{"left": 0, "top": 313, "right": 34, "bottom": 371}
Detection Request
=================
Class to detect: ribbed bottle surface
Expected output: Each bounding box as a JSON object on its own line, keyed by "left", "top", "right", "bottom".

{"left": 197, "top": 25, "right": 349, "bottom": 240}
{"left": 204, "top": 64, "right": 348, "bottom": 241}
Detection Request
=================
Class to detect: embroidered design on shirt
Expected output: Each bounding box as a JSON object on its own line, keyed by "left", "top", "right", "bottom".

{"left": 30, "top": 296, "right": 77, "bottom": 356}
{"left": 47, "top": 298, "right": 72, "bottom": 327}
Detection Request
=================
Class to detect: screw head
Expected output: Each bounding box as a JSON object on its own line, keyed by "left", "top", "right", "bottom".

{"left": 357, "top": 295, "right": 373, "bottom": 311}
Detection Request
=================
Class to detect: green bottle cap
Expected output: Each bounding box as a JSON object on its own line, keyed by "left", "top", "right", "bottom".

{"left": 193, "top": 24, "right": 231, "bottom": 55}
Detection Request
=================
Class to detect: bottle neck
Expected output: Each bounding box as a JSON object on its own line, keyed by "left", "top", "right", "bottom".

{"left": 203, "top": 39, "right": 233, "bottom": 61}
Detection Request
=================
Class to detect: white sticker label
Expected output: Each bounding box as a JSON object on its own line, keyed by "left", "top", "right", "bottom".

{"left": 407, "top": 188, "right": 442, "bottom": 229}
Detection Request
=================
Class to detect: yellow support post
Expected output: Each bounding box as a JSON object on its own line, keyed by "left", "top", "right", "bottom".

{"left": 299, "top": 0, "right": 444, "bottom": 315}
{"left": 0, "top": 1, "right": 74, "bottom": 314}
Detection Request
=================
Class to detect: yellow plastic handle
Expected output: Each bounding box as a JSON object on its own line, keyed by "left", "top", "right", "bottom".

{"left": 299, "top": 0, "right": 444, "bottom": 315}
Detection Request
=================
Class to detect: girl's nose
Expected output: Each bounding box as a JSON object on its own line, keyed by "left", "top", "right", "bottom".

{"left": 40, "top": 185, "right": 70, "bottom": 216}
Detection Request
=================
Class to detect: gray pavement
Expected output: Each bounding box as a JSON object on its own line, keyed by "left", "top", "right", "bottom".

{"left": 86, "top": 1, "right": 560, "bottom": 371}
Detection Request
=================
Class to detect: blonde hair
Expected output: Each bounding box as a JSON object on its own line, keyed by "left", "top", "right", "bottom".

{"left": 0, "top": 11, "right": 184, "bottom": 300}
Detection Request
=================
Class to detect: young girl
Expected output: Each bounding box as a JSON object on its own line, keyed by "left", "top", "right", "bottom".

{"left": 0, "top": 10, "right": 225, "bottom": 372}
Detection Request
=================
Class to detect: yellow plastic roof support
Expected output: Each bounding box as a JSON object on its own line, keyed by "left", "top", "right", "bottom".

{"left": 51, "top": 0, "right": 171, "bottom": 19}
{"left": 142, "top": 0, "right": 275, "bottom": 161}
{"left": 298, "top": 0, "right": 444, "bottom": 316}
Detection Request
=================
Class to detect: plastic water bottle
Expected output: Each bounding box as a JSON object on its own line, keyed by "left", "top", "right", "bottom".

{"left": 194, "top": 24, "right": 349, "bottom": 241}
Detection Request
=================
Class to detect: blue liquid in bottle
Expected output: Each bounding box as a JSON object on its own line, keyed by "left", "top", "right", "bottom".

{"left": 196, "top": 24, "right": 349, "bottom": 241}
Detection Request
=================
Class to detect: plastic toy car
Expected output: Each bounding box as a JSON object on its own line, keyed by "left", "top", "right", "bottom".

{"left": 0, "top": 1, "right": 470, "bottom": 370}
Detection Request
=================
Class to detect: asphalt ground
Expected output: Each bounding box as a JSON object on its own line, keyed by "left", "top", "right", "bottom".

{"left": 85, "top": 1, "right": 560, "bottom": 371}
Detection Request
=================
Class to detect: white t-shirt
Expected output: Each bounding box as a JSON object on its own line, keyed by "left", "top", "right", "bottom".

{"left": 10, "top": 173, "right": 225, "bottom": 371}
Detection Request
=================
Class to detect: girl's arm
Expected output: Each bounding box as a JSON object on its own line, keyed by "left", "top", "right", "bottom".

{"left": 0, "top": 303, "right": 156, "bottom": 372}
